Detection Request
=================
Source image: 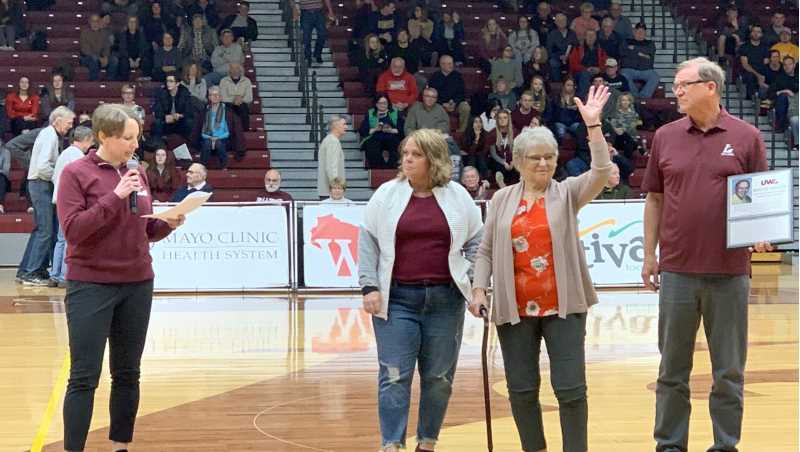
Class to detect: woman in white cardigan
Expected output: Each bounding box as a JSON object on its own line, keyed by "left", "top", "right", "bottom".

{"left": 470, "top": 85, "right": 612, "bottom": 452}
{"left": 358, "top": 128, "right": 483, "bottom": 452}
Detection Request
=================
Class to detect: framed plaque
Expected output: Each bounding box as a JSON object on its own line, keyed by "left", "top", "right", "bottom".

{"left": 727, "top": 169, "right": 794, "bottom": 248}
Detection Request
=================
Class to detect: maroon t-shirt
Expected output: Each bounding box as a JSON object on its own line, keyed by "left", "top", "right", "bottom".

{"left": 392, "top": 195, "right": 452, "bottom": 283}
{"left": 641, "top": 108, "right": 767, "bottom": 275}
{"left": 511, "top": 107, "right": 539, "bottom": 132}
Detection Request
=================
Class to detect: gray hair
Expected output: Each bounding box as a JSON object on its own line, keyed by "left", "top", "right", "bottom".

{"left": 511, "top": 127, "right": 558, "bottom": 169}
{"left": 70, "top": 125, "right": 94, "bottom": 143}
{"left": 49, "top": 105, "right": 75, "bottom": 125}
{"left": 461, "top": 165, "right": 479, "bottom": 176}
{"left": 327, "top": 114, "right": 349, "bottom": 131}
{"left": 208, "top": 85, "right": 221, "bottom": 95}
{"left": 677, "top": 57, "right": 726, "bottom": 97}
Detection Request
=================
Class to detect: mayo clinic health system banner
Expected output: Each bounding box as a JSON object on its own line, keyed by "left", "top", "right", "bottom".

{"left": 150, "top": 204, "right": 290, "bottom": 290}
{"left": 301, "top": 200, "right": 647, "bottom": 288}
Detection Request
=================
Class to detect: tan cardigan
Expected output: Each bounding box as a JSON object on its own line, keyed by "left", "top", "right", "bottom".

{"left": 473, "top": 140, "right": 612, "bottom": 325}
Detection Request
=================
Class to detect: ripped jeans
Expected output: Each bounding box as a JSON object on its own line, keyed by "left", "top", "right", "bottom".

{"left": 372, "top": 281, "right": 466, "bottom": 449}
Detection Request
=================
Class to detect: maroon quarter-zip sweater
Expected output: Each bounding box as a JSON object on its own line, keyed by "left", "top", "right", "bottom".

{"left": 56, "top": 150, "right": 174, "bottom": 283}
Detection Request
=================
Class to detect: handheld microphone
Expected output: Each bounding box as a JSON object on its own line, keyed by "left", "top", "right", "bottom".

{"left": 126, "top": 159, "right": 139, "bottom": 214}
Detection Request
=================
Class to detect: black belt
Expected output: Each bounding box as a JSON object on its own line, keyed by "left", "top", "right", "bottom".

{"left": 392, "top": 279, "right": 454, "bottom": 288}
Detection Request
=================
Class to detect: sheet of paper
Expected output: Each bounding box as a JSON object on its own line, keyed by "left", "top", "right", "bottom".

{"left": 172, "top": 143, "right": 192, "bottom": 160}
{"left": 142, "top": 191, "right": 212, "bottom": 220}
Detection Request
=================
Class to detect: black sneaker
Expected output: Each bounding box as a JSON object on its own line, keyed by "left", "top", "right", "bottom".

{"left": 22, "top": 275, "right": 50, "bottom": 286}
{"left": 47, "top": 278, "right": 59, "bottom": 288}
{"left": 315, "top": 56, "right": 323, "bottom": 64}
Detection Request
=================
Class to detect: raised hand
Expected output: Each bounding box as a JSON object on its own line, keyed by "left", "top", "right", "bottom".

{"left": 575, "top": 84, "right": 611, "bottom": 126}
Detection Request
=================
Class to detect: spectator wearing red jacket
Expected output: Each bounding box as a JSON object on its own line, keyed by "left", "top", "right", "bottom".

{"left": 6, "top": 76, "right": 41, "bottom": 136}
{"left": 568, "top": 29, "right": 608, "bottom": 98}
{"left": 375, "top": 57, "right": 419, "bottom": 112}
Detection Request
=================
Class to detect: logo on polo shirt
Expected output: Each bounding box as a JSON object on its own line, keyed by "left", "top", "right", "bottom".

{"left": 721, "top": 144, "right": 735, "bottom": 157}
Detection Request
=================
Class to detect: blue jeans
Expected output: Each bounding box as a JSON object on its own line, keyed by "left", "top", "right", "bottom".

{"left": 554, "top": 121, "right": 580, "bottom": 141}
{"left": 51, "top": 220, "right": 67, "bottom": 282}
{"left": 19, "top": 179, "right": 54, "bottom": 275}
{"left": 301, "top": 9, "right": 328, "bottom": 61}
{"left": 496, "top": 314, "right": 588, "bottom": 452}
{"left": 565, "top": 157, "right": 590, "bottom": 177}
{"left": 372, "top": 282, "right": 466, "bottom": 449}
{"left": 620, "top": 68, "right": 660, "bottom": 98}
{"left": 654, "top": 272, "right": 749, "bottom": 452}
{"left": 80, "top": 54, "right": 119, "bottom": 81}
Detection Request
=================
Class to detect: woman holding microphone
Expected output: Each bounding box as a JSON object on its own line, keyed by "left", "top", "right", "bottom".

{"left": 359, "top": 128, "right": 483, "bottom": 452}
{"left": 470, "top": 85, "right": 612, "bottom": 452}
{"left": 56, "top": 104, "right": 185, "bottom": 452}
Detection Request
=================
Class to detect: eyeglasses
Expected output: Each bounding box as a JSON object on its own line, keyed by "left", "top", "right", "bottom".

{"left": 671, "top": 79, "right": 707, "bottom": 93}
{"left": 122, "top": 91, "right": 134, "bottom": 95}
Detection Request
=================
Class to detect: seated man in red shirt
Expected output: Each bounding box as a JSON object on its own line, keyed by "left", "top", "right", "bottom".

{"left": 511, "top": 91, "right": 539, "bottom": 131}
{"left": 257, "top": 168, "right": 294, "bottom": 203}
{"left": 375, "top": 57, "right": 419, "bottom": 113}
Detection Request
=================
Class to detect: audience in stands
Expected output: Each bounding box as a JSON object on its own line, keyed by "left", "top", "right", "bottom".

{"left": 141, "top": 1, "right": 177, "bottom": 48}
{"left": 322, "top": 177, "right": 351, "bottom": 203}
{"left": 171, "top": 162, "right": 213, "bottom": 202}
{"left": 6, "top": 76, "right": 40, "bottom": 136}
{"left": 569, "top": 29, "right": 608, "bottom": 96}
{"left": 187, "top": 0, "right": 221, "bottom": 29}
{"left": 0, "top": 146, "right": 8, "bottom": 214}
{"left": 369, "top": 0, "right": 400, "bottom": 44}
{"left": 460, "top": 116, "right": 489, "bottom": 178}
{"left": 117, "top": 15, "right": 151, "bottom": 81}
{"left": 220, "top": 62, "right": 253, "bottom": 131}
{"left": 408, "top": 16, "right": 435, "bottom": 68}
{"left": 102, "top": 0, "right": 138, "bottom": 16}
{"left": 620, "top": 22, "right": 659, "bottom": 98}
{"left": 771, "top": 28, "right": 799, "bottom": 61}
{"left": 596, "top": 162, "right": 630, "bottom": 199}
{"left": 294, "top": 0, "right": 334, "bottom": 65}
{"left": 182, "top": 62, "right": 209, "bottom": 110}
{"left": 40, "top": 72, "right": 75, "bottom": 122}
{"left": 510, "top": 15, "right": 540, "bottom": 63}
{"left": 488, "top": 78, "right": 518, "bottom": 111}
{"left": 604, "top": 92, "right": 641, "bottom": 158}
{"left": 546, "top": 13, "right": 578, "bottom": 81}
{"left": 16, "top": 106, "right": 74, "bottom": 286}
{"left": 50, "top": 125, "right": 94, "bottom": 287}
{"left": 716, "top": 5, "right": 748, "bottom": 65}
{"left": 602, "top": 57, "right": 629, "bottom": 93}
{"left": 598, "top": 17, "right": 621, "bottom": 60}
{"left": 427, "top": 55, "right": 471, "bottom": 133}
{"left": 361, "top": 93, "right": 404, "bottom": 168}
{"left": 478, "top": 18, "right": 508, "bottom": 73}
{"left": 207, "top": 29, "right": 245, "bottom": 86}
{"left": 570, "top": 2, "right": 600, "bottom": 42}
{"left": 527, "top": 75, "right": 550, "bottom": 117}
{"left": 433, "top": 11, "right": 465, "bottom": 65}
{"left": 460, "top": 165, "right": 490, "bottom": 200}
{"left": 181, "top": 13, "right": 218, "bottom": 69}
{"left": 531, "top": 1, "right": 555, "bottom": 45}
{"left": 358, "top": 34, "right": 390, "bottom": 95}
{"left": 768, "top": 55, "right": 798, "bottom": 133}
{"left": 738, "top": 24, "right": 771, "bottom": 100}
{"left": 488, "top": 109, "right": 517, "bottom": 187}
{"left": 352, "top": 0, "right": 376, "bottom": 41}
{"left": 258, "top": 169, "right": 294, "bottom": 202}
{"left": 147, "top": 146, "right": 182, "bottom": 202}
{"left": 191, "top": 85, "right": 246, "bottom": 169}
{"left": 388, "top": 30, "right": 421, "bottom": 75}
{"left": 551, "top": 77, "right": 581, "bottom": 140}
{"left": 608, "top": 1, "right": 633, "bottom": 40}
{"left": 764, "top": 49, "right": 786, "bottom": 89}
{"left": 221, "top": 1, "right": 259, "bottom": 44}
{"left": 491, "top": 45, "right": 525, "bottom": 91}
{"left": 481, "top": 99, "right": 503, "bottom": 132}
{"left": 407, "top": 6, "right": 434, "bottom": 65}
{"left": 153, "top": 73, "right": 193, "bottom": 139}
{"left": 376, "top": 57, "right": 418, "bottom": 113}
{"left": 0, "top": 0, "right": 23, "bottom": 51}
{"left": 762, "top": 10, "right": 788, "bottom": 47}
{"left": 152, "top": 31, "right": 183, "bottom": 82}
{"left": 404, "top": 87, "right": 448, "bottom": 134}
{"left": 523, "top": 46, "right": 551, "bottom": 85}
{"left": 512, "top": 91, "right": 538, "bottom": 132}
{"left": 318, "top": 115, "right": 348, "bottom": 199}
{"left": 80, "top": 14, "right": 119, "bottom": 81}
{"left": 120, "top": 83, "right": 146, "bottom": 122}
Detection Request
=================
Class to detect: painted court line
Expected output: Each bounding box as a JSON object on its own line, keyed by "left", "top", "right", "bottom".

{"left": 31, "top": 352, "right": 70, "bottom": 452}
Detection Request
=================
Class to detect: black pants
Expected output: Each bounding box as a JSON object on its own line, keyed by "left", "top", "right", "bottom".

{"left": 0, "top": 173, "right": 8, "bottom": 205}
{"left": 227, "top": 102, "right": 250, "bottom": 131}
{"left": 10, "top": 117, "right": 39, "bottom": 136}
{"left": 362, "top": 132, "right": 401, "bottom": 168}
{"left": 63, "top": 280, "right": 154, "bottom": 451}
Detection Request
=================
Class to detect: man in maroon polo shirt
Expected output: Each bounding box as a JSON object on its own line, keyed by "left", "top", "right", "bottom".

{"left": 641, "top": 57, "right": 772, "bottom": 452}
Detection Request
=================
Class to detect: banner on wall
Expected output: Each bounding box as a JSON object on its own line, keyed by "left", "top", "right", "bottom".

{"left": 303, "top": 203, "right": 366, "bottom": 288}
{"left": 150, "top": 204, "right": 290, "bottom": 290}
{"left": 577, "top": 201, "right": 647, "bottom": 286}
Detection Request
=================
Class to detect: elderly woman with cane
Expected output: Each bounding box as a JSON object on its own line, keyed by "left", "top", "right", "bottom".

{"left": 359, "top": 128, "right": 483, "bottom": 452}
{"left": 469, "top": 85, "right": 612, "bottom": 452}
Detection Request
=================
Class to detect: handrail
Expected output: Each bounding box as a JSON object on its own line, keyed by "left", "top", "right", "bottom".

{"left": 310, "top": 71, "right": 319, "bottom": 154}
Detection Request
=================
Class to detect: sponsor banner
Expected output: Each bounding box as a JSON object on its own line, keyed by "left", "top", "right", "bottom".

{"left": 578, "top": 201, "right": 647, "bottom": 286}
{"left": 150, "top": 204, "right": 290, "bottom": 290}
{"left": 303, "top": 204, "right": 365, "bottom": 287}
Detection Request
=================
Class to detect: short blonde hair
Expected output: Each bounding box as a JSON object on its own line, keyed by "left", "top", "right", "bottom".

{"left": 91, "top": 103, "right": 142, "bottom": 143}
{"left": 512, "top": 127, "right": 559, "bottom": 170}
{"left": 397, "top": 129, "right": 453, "bottom": 188}
{"left": 330, "top": 176, "right": 347, "bottom": 190}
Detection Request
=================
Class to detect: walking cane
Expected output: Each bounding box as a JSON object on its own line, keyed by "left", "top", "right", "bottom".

{"left": 479, "top": 305, "right": 494, "bottom": 452}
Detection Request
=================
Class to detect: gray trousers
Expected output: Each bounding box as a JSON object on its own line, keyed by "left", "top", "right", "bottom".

{"left": 654, "top": 272, "right": 750, "bottom": 452}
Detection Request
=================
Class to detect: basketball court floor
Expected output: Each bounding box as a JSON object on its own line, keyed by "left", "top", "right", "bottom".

{"left": 1, "top": 262, "right": 797, "bottom": 452}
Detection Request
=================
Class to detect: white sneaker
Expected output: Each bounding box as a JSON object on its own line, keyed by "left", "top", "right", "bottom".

{"left": 495, "top": 171, "right": 506, "bottom": 188}
{"left": 26, "top": 207, "right": 33, "bottom": 214}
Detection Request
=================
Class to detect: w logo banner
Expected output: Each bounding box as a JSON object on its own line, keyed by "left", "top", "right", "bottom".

{"left": 303, "top": 204, "right": 367, "bottom": 287}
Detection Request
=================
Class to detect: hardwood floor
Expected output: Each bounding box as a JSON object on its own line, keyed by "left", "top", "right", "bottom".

{"left": 0, "top": 263, "right": 796, "bottom": 452}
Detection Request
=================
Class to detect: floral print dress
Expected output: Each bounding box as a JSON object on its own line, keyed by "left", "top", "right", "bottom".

{"left": 511, "top": 197, "right": 559, "bottom": 317}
